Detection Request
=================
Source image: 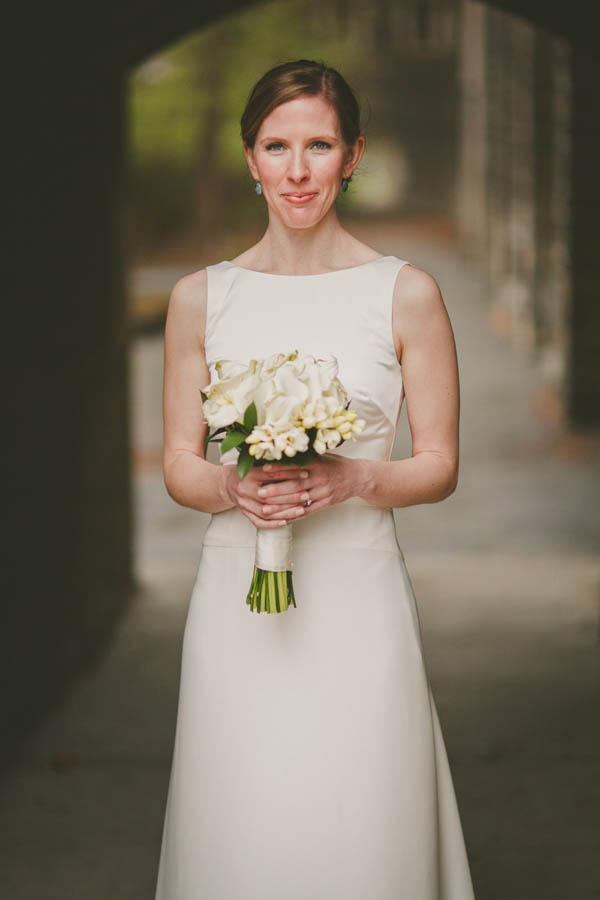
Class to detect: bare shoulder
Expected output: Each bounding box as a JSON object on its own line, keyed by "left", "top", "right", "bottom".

{"left": 168, "top": 267, "right": 208, "bottom": 311}
{"left": 393, "top": 262, "right": 444, "bottom": 310}
{"left": 391, "top": 263, "right": 450, "bottom": 362}
{"left": 165, "top": 267, "right": 208, "bottom": 347}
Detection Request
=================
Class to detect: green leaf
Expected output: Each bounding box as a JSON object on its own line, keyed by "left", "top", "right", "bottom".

{"left": 237, "top": 448, "right": 254, "bottom": 480}
{"left": 243, "top": 402, "right": 257, "bottom": 432}
{"left": 203, "top": 424, "right": 228, "bottom": 456}
{"left": 221, "top": 430, "right": 249, "bottom": 453}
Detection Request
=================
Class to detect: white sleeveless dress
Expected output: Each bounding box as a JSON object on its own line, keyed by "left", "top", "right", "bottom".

{"left": 155, "top": 255, "right": 476, "bottom": 899}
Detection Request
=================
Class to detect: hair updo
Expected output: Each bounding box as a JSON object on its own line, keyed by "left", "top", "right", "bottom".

{"left": 240, "top": 58, "right": 366, "bottom": 152}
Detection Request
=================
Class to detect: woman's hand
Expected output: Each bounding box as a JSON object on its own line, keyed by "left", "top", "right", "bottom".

{"left": 223, "top": 463, "right": 312, "bottom": 529}
{"left": 239, "top": 454, "right": 370, "bottom": 522}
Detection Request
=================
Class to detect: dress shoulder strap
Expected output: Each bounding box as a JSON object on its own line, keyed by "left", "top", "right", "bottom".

{"left": 205, "top": 261, "right": 236, "bottom": 347}
{"left": 358, "top": 255, "right": 410, "bottom": 376}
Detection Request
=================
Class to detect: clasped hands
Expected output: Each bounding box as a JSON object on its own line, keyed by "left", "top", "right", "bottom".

{"left": 225, "top": 453, "right": 368, "bottom": 530}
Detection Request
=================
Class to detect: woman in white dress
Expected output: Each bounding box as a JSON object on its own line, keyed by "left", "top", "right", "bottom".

{"left": 156, "top": 59, "right": 476, "bottom": 899}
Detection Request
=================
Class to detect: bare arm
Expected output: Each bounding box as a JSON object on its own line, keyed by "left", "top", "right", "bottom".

{"left": 162, "top": 270, "right": 235, "bottom": 514}
{"left": 356, "top": 264, "right": 460, "bottom": 508}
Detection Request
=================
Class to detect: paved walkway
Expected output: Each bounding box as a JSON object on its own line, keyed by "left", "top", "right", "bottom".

{"left": 1, "top": 234, "right": 598, "bottom": 899}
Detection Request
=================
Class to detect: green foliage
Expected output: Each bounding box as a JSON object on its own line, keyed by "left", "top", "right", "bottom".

{"left": 129, "top": 46, "right": 205, "bottom": 168}
{"left": 237, "top": 446, "right": 255, "bottom": 480}
{"left": 243, "top": 401, "right": 257, "bottom": 432}
{"left": 220, "top": 429, "right": 250, "bottom": 453}
{"left": 203, "top": 424, "right": 227, "bottom": 456}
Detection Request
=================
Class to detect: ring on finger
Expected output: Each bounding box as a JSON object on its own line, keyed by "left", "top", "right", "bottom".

{"left": 303, "top": 492, "right": 312, "bottom": 507}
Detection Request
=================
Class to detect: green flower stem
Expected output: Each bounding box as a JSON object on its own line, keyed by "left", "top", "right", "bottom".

{"left": 259, "top": 571, "right": 266, "bottom": 613}
{"left": 246, "top": 566, "right": 297, "bottom": 614}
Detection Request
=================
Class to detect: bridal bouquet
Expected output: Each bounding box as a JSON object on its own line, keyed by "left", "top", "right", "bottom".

{"left": 200, "top": 350, "right": 366, "bottom": 614}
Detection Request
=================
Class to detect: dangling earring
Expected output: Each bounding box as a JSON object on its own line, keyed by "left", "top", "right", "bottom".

{"left": 254, "top": 180, "right": 262, "bottom": 196}
{"left": 341, "top": 176, "right": 350, "bottom": 193}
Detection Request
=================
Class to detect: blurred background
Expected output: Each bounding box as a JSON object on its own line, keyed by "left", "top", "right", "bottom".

{"left": 4, "top": 0, "right": 600, "bottom": 897}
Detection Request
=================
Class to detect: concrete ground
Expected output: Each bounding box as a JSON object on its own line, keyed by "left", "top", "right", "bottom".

{"left": 1, "top": 232, "right": 599, "bottom": 899}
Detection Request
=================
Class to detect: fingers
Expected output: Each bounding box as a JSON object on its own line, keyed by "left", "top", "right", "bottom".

{"left": 257, "top": 464, "right": 310, "bottom": 480}
{"left": 233, "top": 464, "right": 327, "bottom": 524}
{"left": 238, "top": 493, "right": 306, "bottom": 522}
{"left": 243, "top": 511, "right": 290, "bottom": 529}
{"left": 257, "top": 484, "right": 330, "bottom": 520}
{"left": 257, "top": 477, "right": 310, "bottom": 504}
{"left": 240, "top": 497, "right": 308, "bottom": 527}
{"left": 237, "top": 488, "right": 328, "bottom": 526}
{"left": 293, "top": 492, "right": 329, "bottom": 517}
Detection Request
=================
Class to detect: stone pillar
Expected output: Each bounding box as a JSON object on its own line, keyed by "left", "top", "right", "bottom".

{"left": 485, "top": 7, "right": 536, "bottom": 348}
{"left": 7, "top": 61, "right": 133, "bottom": 760}
{"left": 567, "top": 48, "right": 600, "bottom": 428}
{"left": 456, "top": 0, "right": 488, "bottom": 261}
{"left": 532, "top": 32, "right": 571, "bottom": 423}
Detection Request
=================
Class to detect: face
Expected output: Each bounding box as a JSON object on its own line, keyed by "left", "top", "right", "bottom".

{"left": 244, "top": 94, "right": 365, "bottom": 227}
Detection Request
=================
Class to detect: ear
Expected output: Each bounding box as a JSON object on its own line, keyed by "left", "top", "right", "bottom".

{"left": 243, "top": 141, "right": 259, "bottom": 181}
{"left": 342, "top": 135, "right": 366, "bottom": 179}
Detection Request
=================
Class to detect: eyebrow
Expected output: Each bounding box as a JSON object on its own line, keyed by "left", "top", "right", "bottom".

{"left": 260, "top": 135, "right": 339, "bottom": 144}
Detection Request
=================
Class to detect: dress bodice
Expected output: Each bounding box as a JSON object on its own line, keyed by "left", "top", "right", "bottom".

{"left": 204, "top": 255, "right": 410, "bottom": 467}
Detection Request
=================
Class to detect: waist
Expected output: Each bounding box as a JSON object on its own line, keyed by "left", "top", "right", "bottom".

{"left": 202, "top": 496, "right": 400, "bottom": 554}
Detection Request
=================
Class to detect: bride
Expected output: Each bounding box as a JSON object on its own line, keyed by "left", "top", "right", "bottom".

{"left": 156, "top": 58, "right": 475, "bottom": 899}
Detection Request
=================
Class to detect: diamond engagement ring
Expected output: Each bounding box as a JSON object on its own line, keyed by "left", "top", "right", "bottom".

{"left": 304, "top": 494, "right": 312, "bottom": 507}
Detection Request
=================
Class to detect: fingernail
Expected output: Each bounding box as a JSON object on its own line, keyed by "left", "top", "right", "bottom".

{"left": 264, "top": 464, "right": 273, "bottom": 471}
{"left": 300, "top": 471, "right": 309, "bottom": 478}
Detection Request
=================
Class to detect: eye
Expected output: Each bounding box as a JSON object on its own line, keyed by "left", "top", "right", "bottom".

{"left": 264, "top": 140, "right": 331, "bottom": 151}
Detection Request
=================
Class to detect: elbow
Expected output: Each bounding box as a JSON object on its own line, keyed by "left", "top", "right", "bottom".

{"left": 441, "top": 461, "right": 459, "bottom": 500}
{"left": 429, "top": 456, "right": 458, "bottom": 503}
{"left": 163, "top": 453, "right": 183, "bottom": 506}
{"left": 163, "top": 468, "right": 178, "bottom": 505}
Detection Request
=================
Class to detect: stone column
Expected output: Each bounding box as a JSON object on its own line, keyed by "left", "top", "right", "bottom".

{"left": 567, "top": 48, "right": 600, "bottom": 428}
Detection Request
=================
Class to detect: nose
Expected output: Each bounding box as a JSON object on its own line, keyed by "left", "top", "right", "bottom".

{"left": 287, "top": 150, "right": 310, "bottom": 184}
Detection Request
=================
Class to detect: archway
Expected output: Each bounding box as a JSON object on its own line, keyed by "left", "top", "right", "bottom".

{"left": 6, "top": 0, "right": 599, "bottom": 766}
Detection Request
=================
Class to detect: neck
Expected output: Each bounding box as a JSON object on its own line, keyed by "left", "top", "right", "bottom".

{"left": 252, "top": 209, "right": 354, "bottom": 273}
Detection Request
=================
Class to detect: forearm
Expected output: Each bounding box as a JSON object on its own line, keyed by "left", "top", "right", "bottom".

{"left": 355, "top": 453, "right": 458, "bottom": 509}
{"left": 163, "top": 451, "right": 236, "bottom": 514}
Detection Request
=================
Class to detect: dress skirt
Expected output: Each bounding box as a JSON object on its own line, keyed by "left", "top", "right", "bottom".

{"left": 155, "top": 497, "right": 475, "bottom": 899}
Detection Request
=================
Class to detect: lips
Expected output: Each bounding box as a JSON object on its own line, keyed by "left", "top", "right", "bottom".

{"left": 284, "top": 192, "right": 317, "bottom": 204}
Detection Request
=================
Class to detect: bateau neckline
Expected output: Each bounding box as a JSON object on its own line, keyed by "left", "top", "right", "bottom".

{"left": 221, "top": 255, "right": 395, "bottom": 278}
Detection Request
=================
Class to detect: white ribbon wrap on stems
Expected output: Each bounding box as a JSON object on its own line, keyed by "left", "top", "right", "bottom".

{"left": 255, "top": 523, "right": 293, "bottom": 571}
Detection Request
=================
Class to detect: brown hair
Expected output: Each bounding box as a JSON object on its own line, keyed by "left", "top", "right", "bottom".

{"left": 240, "top": 58, "right": 366, "bottom": 154}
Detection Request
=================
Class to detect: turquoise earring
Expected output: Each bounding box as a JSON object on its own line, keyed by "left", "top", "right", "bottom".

{"left": 254, "top": 180, "right": 262, "bottom": 195}
{"left": 341, "top": 177, "right": 349, "bottom": 192}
